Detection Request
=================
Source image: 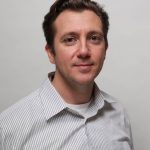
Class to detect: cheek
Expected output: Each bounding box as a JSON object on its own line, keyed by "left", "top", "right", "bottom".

{"left": 54, "top": 51, "right": 71, "bottom": 67}
{"left": 94, "top": 50, "right": 106, "bottom": 63}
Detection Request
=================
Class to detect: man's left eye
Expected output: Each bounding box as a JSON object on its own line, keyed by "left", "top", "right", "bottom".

{"left": 89, "top": 34, "right": 104, "bottom": 44}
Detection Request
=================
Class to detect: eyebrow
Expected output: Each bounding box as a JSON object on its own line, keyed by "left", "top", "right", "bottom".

{"left": 87, "top": 31, "right": 104, "bottom": 37}
{"left": 62, "top": 32, "right": 78, "bottom": 37}
{"left": 61, "top": 30, "right": 104, "bottom": 38}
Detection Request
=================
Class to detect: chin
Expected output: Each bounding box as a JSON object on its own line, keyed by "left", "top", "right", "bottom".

{"left": 74, "top": 77, "right": 95, "bottom": 86}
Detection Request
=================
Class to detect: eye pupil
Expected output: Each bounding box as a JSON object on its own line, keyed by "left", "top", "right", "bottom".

{"left": 92, "top": 36, "right": 97, "bottom": 40}
{"left": 68, "top": 38, "right": 73, "bottom": 42}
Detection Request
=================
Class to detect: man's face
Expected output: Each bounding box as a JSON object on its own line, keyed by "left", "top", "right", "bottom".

{"left": 46, "top": 10, "right": 107, "bottom": 86}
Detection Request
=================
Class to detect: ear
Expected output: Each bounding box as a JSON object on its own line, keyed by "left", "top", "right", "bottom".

{"left": 45, "top": 44, "right": 55, "bottom": 64}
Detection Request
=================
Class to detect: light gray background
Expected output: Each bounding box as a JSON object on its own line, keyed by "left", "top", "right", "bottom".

{"left": 0, "top": 0, "right": 149, "bottom": 149}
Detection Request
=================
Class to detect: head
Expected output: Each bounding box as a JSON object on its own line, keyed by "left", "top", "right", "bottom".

{"left": 42, "top": 0, "right": 109, "bottom": 54}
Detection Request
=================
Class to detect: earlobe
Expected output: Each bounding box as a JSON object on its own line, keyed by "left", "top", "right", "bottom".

{"left": 45, "top": 44, "right": 55, "bottom": 64}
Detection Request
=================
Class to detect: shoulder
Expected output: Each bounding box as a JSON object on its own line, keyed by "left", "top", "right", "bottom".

{"left": 0, "top": 88, "right": 46, "bottom": 149}
{"left": 100, "top": 90, "right": 134, "bottom": 149}
{"left": 0, "top": 88, "right": 41, "bottom": 130}
{"left": 100, "top": 90, "right": 131, "bottom": 128}
{"left": 100, "top": 90, "right": 125, "bottom": 110}
{"left": 94, "top": 84, "right": 130, "bottom": 123}
{"left": 0, "top": 78, "right": 52, "bottom": 128}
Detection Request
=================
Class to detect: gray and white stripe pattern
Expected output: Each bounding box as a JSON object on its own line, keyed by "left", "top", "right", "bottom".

{"left": 0, "top": 72, "right": 134, "bottom": 150}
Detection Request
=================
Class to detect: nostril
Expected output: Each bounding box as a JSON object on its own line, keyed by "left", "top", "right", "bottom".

{"left": 77, "top": 52, "right": 90, "bottom": 59}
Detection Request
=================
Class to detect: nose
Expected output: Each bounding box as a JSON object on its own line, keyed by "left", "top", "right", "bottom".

{"left": 77, "top": 39, "right": 90, "bottom": 59}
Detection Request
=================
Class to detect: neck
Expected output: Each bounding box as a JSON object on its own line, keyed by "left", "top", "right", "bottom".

{"left": 51, "top": 73, "right": 94, "bottom": 104}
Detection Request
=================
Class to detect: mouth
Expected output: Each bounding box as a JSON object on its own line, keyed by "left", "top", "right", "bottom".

{"left": 73, "top": 63, "right": 94, "bottom": 72}
{"left": 75, "top": 63, "right": 93, "bottom": 66}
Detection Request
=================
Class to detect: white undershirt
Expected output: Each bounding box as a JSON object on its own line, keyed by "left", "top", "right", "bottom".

{"left": 65, "top": 100, "right": 91, "bottom": 116}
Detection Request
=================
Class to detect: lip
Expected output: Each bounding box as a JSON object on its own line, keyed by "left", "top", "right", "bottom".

{"left": 74, "top": 62, "right": 94, "bottom": 66}
{"left": 75, "top": 64, "right": 93, "bottom": 66}
{"left": 73, "top": 63, "right": 94, "bottom": 72}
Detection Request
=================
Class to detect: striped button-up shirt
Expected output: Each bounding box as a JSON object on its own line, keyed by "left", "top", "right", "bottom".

{"left": 0, "top": 72, "right": 134, "bottom": 150}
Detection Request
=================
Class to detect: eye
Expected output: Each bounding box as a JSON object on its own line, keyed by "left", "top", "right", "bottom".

{"left": 63, "top": 36, "right": 77, "bottom": 46}
{"left": 89, "top": 34, "right": 104, "bottom": 44}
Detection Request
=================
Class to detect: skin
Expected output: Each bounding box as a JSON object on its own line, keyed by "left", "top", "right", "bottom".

{"left": 45, "top": 10, "right": 107, "bottom": 104}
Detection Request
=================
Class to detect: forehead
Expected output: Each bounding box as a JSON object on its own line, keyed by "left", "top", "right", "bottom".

{"left": 53, "top": 10, "right": 103, "bottom": 35}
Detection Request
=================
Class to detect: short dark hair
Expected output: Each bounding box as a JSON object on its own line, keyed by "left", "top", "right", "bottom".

{"left": 42, "top": 0, "right": 109, "bottom": 52}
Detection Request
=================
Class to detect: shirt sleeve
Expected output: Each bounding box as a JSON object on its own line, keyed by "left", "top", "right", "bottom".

{"left": 123, "top": 108, "right": 134, "bottom": 150}
{"left": 0, "top": 127, "right": 3, "bottom": 150}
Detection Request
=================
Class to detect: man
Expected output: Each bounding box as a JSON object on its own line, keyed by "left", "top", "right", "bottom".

{"left": 0, "top": 0, "right": 134, "bottom": 149}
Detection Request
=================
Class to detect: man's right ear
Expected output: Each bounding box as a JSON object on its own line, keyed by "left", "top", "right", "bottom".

{"left": 45, "top": 44, "right": 55, "bottom": 64}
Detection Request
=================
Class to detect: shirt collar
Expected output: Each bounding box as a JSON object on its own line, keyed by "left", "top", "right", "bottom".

{"left": 82, "top": 84, "right": 116, "bottom": 118}
{"left": 39, "top": 72, "right": 67, "bottom": 120}
{"left": 39, "top": 72, "right": 116, "bottom": 120}
{"left": 94, "top": 84, "right": 116, "bottom": 105}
